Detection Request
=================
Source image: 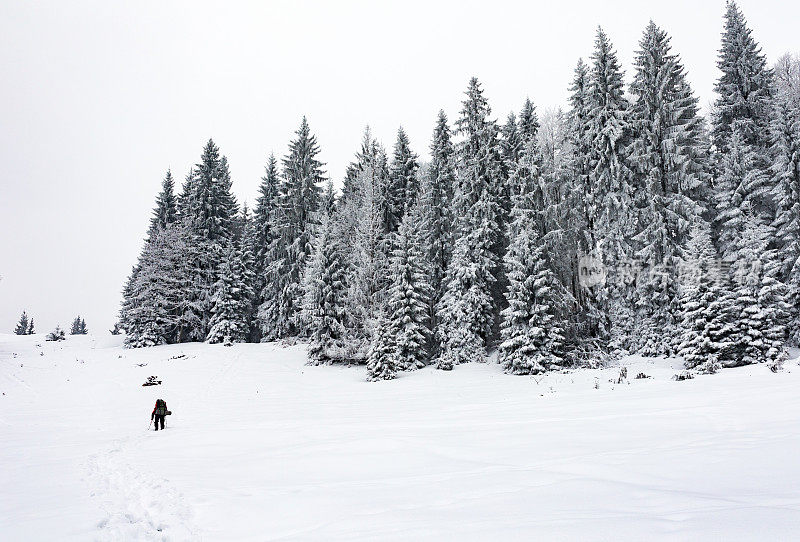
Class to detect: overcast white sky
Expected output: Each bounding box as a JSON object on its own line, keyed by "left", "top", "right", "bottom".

{"left": 1, "top": 0, "right": 798, "bottom": 335}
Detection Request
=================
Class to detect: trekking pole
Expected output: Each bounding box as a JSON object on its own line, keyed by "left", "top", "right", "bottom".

{"left": 148, "top": 419, "right": 152, "bottom": 431}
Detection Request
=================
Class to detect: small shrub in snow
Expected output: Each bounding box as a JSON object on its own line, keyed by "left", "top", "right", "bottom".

{"left": 635, "top": 372, "right": 651, "bottom": 379}
{"left": 767, "top": 357, "right": 785, "bottom": 373}
{"left": 673, "top": 370, "right": 694, "bottom": 381}
{"left": 696, "top": 357, "right": 722, "bottom": 375}
{"left": 46, "top": 326, "right": 66, "bottom": 342}
{"left": 142, "top": 376, "right": 162, "bottom": 386}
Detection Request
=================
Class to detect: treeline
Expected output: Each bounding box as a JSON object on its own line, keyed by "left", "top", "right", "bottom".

{"left": 120, "top": 2, "right": 800, "bottom": 379}
{"left": 13, "top": 312, "right": 88, "bottom": 337}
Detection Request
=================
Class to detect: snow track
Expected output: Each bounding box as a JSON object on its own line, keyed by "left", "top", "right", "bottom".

{"left": 88, "top": 437, "right": 197, "bottom": 541}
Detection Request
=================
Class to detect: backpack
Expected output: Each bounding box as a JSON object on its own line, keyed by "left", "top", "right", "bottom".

{"left": 155, "top": 399, "right": 167, "bottom": 416}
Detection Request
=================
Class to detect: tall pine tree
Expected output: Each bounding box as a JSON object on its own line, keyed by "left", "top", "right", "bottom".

{"left": 260, "top": 117, "right": 325, "bottom": 340}
{"left": 386, "top": 203, "right": 432, "bottom": 371}
{"left": 628, "top": 21, "right": 710, "bottom": 355}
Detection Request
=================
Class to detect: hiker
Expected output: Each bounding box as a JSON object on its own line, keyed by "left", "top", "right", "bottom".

{"left": 151, "top": 398, "right": 168, "bottom": 431}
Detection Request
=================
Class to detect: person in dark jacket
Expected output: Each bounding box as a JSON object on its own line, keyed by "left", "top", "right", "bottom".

{"left": 151, "top": 399, "right": 167, "bottom": 431}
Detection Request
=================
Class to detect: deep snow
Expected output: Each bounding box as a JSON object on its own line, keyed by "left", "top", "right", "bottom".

{"left": 1, "top": 333, "right": 800, "bottom": 541}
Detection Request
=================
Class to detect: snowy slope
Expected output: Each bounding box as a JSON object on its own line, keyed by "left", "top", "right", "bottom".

{"left": 1, "top": 333, "right": 800, "bottom": 541}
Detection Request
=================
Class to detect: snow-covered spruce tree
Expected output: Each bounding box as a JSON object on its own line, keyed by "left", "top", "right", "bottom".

{"left": 627, "top": 21, "right": 711, "bottom": 355}
{"left": 770, "top": 55, "right": 800, "bottom": 343}
{"left": 563, "top": 58, "right": 603, "bottom": 340}
{"left": 27, "top": 318, "right": 34, "bottom": 335}
{"left": 207, "top": 242, "right": 252, "bottom": 345}
{"left": 237, "top": 205, "right": 258, "bottom": 342}
{"left": 499, "top": 164, "right": 567, "bottom": 375}
{"left": 587, "top": 27, "right": 636, "bottom": 352}
{"left": 366, "top": 314, "right": 396, "bottom": 381}
{"left": 452, "top": 78, "right": 505, "bottom": 229}
{"left": 423, "top": 110, "right": 456, "bottom": 305}
{"left": 162, "top": 140, "right": 239, "bottom": 342}
{"left": 147, "top": 169, "right": 177, "bottom": 241}
{"left": 14, "top": 311, "right": 29, "bottom": 335}
{"left": 436, "top": 187, "right": 500, "bottom": 368}
{"left": 452, "top": 77, "right": 507, "bottom": 342}
{"left": 254, "top": 154, "right": 279, "bottom": 272}
{"left": 122, "top": 223, "right": 191, "bottom": 347}
{"left": 303, "top": 201, "right": 349, "bottom": 364}
{"left": 70, "top": 316, "right": 87, "bottom": 335}
{"left": 386, "top": 203, "right": 432, "bottom": 371}
{"left": 714, "top": 123, "right": 771, "bottom": 260}
{"left": 386, "top": 127, "right": 419, "bottom": 234}
{"left": 712, "top": 1, "right": 774, "bottom": 158}
{"left": 727, "top": 214, "right": 789, "bottom": 366}
{"left": 175, "top": 218, "right": 216, "bottom": 343}
{"left": 259, "top": 117, "right": 325, "bottom": 340}
{"left": 677, "top": 221, "right": 739, "bottom": 370}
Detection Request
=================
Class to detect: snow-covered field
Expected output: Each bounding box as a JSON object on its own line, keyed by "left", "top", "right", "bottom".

{"left": 1, "top": 333, "right": 799, "bottom": 541}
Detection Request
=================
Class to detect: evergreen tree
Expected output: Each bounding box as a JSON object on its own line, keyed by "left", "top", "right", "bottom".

{"left": 452, "top": 78, "right": 504, "bottom": 225}
{"left": 567, "top": 58, "right": 594, "bottom": 252}
{"left": 122, "top": 221, "right": 202, "bottom": 347}
{"left": 14, "top": 311, "right": 29, "bottom": 335}
{"left": 677, "top": 222, "right": 739, "bottom": 370}
{"left": 207, "top": 242, "right": 252, "bottom": 345}
{"left": 27, "top": 318, "right": 34, "bottom": 335}
{"left": 303, "top": 207, "right": 349, "bottom": 363}
{"left": 423, "top": 110, "right": 456, "bottom": 303}
{"left": 628, "top": 21, "right": 710, "bottom": 355}
{"left": 770, "top": 55, "right": 800, "bottom": 342}
{"left": 386, "top": 203, "right": 432, "bottom": 371}
{"left": 260, "top": 117, "right": 326, "bottom": 340}
{"left": 167, "top": 141, "right": 239, "bottom": 342}
{"left": 251, "top": 154, "right": 280, "bottom": 340}
{"left": 70, "top": 316, "right": 87, "bottom": 335}
{"left": 366, "top": 315, "right": 396, "bottom": 381}
{"left": 176, "top": 219, "right": 216, "bottom": 342}
{"left": 712, "top": 1, "right": 773, "bottom": 156}
{"left": 563, "top": 58, "right": 605, "bottom": 342}
{"left": 237, "top": 205, "right": 258, "bottom": 342}
{"left": 499, "top": 163, "right": 567, "bottom": 375}
{"left": 436, "top": 187, "right": 499, "bottom": 368}
{"left": 451, "top": 77, "right": 506, "bottom": 342}
{"left": 728, "top": 214, "right": 789, "bottom": 366}
{"left": 386, "top": 127, "right": 419, "bottom": 234}
{"left": 588, "top": 27, "right": 636, "bottom": 350}
{"left": 147, "top": 169, "right": 177, "bottom": 240}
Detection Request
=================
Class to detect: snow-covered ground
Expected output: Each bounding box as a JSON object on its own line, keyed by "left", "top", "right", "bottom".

{"left": 1, "top": 333, "right": 799, "bottom": 541}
